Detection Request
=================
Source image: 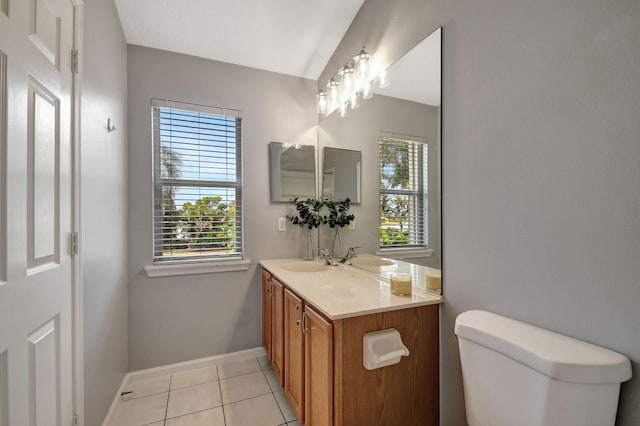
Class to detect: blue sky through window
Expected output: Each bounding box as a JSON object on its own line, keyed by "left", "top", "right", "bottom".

{"left": 159, "top": 108, "right": 239, "bottom": 209}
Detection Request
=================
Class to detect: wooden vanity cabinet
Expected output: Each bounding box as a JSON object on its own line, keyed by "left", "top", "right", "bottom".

{"left": 261, "top": 270, "right": 284, "bottom": 386}
{"left": 262, "top": 267, "right": 439, "bottom": 426}
{"left": 284, "top": 289, "right": 305, "bottom": 422}
{"left": 333, "top": 305, "right": 439, "bottom": 426}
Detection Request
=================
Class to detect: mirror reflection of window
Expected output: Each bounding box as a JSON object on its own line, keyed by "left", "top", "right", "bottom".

{"left": 269, "top": 142, "right": 316, "bottom": 202}
{"left": 378, "top": 133, "right": 428, "bottom": 249}
{"left": 322, "top": 147, "right": 361, "bottom": 203}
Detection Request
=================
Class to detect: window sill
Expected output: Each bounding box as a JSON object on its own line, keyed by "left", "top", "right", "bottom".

{"left": 375, "top": 248, "right": 434, "bottom": 259}
{"left": 144, "top": 259, "right": 252, "bottom": 278}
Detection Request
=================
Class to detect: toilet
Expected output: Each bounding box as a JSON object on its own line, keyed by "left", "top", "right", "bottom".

{"left": 455, "top": 310, "right": 632, "bottom": 426}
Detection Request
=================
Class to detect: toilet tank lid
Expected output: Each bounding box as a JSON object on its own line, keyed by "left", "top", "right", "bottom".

{"left": 455, "top": 310, "right": 632, "bottom": 384}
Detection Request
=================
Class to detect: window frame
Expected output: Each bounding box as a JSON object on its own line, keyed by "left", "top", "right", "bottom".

{"left": 150, "top": 98, "right": 245, "bottom": 267}
{"left": 378, "top": 133, "right": 429, "bottom": 251}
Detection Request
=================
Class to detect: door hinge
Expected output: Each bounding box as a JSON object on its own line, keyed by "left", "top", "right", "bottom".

{"left": 71, "top": 49, "right": 79, "bottom": 74}
{"left": 72, "top": 413, "right": 80, "bottom": 426}
{"left": 71, "top": 232, "right": 79, "bottom": 256}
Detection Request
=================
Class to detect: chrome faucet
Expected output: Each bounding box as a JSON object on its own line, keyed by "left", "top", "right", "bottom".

{"left": 340, "top": 246, "right": 360, "bottom": 265}
{"left": 318, "top": 248, "right": 337, "bottom": 266}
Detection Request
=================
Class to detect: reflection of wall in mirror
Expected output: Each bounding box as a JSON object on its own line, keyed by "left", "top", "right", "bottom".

{"left": 322, "top": 148, "right": 361, "bottom": 202}
{"left": 281, "top": 170, "right": 315, "bottom": 199}
{"left": 269, "top": 142, "right": 316, "bottom": 201}
{"left": 322, "top": 167, "right": 335, "bottom": 197}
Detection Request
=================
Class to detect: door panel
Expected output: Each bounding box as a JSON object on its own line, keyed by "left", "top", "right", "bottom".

{"left": 284, "top": 289, "right": 304, "bottom": 423}
{"left": 0, "top": 350, "right": 7, "bottom": 425}
{"left": 28, "top": 318, "right": 59, "bottom": 426}
{"left": 304, "top": 306, "right": 333, "bottom": 426}
{"left": 271, "top": 278, "right": 284, "bottom": 385}
{"left": 0, "top": 0, "right": 75, "bottom": 424}
{"left": 28, "top": 0, "right": 61, "bottom": 67}
{"left": 28, "top": 77, "right": 59, "bottom": 267}
{"left": 262, "top": 270, "right": 272, "bottom": 357}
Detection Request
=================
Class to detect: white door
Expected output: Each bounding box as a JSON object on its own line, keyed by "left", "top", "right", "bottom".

{"left": 0, "top": 0, "right": 76, "bottom": 425}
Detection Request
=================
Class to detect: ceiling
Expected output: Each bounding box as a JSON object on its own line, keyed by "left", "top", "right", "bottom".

{"left": 113, "top": 0, "right": 366, "bottom": 80}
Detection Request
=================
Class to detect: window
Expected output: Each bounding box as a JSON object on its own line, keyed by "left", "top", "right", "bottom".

{"left": 378, "top": 133, "right": 428, "bottom": 249}
{"left": 152, "top": 99, "right": 242, "bottom": 263}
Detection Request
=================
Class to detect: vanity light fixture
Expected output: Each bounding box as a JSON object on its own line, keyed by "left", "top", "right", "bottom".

{"left": 316, "top": 47, "right": 390, "bottom": 118}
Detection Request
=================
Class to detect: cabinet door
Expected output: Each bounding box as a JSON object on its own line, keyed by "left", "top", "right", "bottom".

{"left": 271, "top": 278, "right": 285, "bottom": 386}
{"left": 261, "top": 269, "right": 272, "bottom": 357}
{"left": 284, "top": 289, "right": 305, "bottom": 422}
{"left": 304, "top": 305, "right": 333, "bottom": 426}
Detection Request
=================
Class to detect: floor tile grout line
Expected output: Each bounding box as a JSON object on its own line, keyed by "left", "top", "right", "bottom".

{"left": 261, "top": 366, "right": 288, "bottom": 424}
{"left": 218, "top": 366, "right": 264, "bottom": 381}
{"left": 217, "top": 364, "right": 227, "bottom": 426}
{"left": 170, "top": 377, "right": 219, "bottom": 392}
{"left": 163, "top": 374, "right": 173, "bottom": 423}
{"left": 222, "top": 389, "right": 274, "bottom": 407}
{"left": 163, "top": 404, "right": 224, "bottom": 423}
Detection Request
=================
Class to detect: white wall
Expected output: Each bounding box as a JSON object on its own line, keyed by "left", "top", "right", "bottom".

{"left": 323, "top": 0, "right": 640, "bottom": 424}
{"left": 81, "top": 0, "right": 128, "bottom": 424}
{"left": 127, "top": 45, "right": 317, "bottom": 370}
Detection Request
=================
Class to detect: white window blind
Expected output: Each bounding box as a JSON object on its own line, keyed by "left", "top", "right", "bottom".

{"left": 378, "top": 133, "right": 428, "bottom": 248}
{"left": 152, "top": 99, "right": 243, "bottom": 263}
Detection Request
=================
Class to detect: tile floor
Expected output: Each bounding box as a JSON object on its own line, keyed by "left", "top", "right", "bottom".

{"left": 110, "top": 356, "right": 301, "bottom": 426}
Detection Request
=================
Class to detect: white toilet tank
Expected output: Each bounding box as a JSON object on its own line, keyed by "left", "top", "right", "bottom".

{"left": 455, "top": 310, "right": 631, "bottom": 426}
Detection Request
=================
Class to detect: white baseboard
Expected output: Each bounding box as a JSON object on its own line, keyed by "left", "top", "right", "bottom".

{"left": 102, "top": 346, "right": 266, "bottom": 426}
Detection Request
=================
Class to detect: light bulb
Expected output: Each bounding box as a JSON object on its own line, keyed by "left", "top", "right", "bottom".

{"left": 328, "top": 80, "right": 340, "bottom": 109}
{"left": 361, "top": 81, "right": 373, "bottom": 99}
{"left": 316, "top": 91, "right": 327, "bottom": 114}
{"left": 354, "top": 49, "right": 371, "bottom": 85}
{"left": 349, "top": 93, "right": 359, "bottom": 109}
{"left": 377, "top": 69, "right": 390, "bottom": 89}
{"left": 341, "top": 67, "right": 355, "bottom": 99}
{"left": 339, "top": 102, "right": 348, "bottom": 118}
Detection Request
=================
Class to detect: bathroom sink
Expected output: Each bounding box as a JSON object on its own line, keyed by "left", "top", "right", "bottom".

{"left": 351, "top": 257, "right": 395, "bottom": 267}
{"left": 280, "top": 262, "right": 329, "bottom": 273}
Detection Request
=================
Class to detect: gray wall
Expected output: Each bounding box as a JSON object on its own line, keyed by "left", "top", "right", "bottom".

{"left": 81, "top": 0, "right": 128, "bottom": 424}
{"left": 324, "top": 0, "right": 640, "bottom": 424}
{"left": 318, "top": 95, "right": 440, "bottom": 267}
{"left": 127, "top": 45, "right": 317, "bottom": 370}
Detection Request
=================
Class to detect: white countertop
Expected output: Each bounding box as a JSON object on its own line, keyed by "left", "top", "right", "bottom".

{"left": 259, "top": 257, "right": 442, "bottom": 320}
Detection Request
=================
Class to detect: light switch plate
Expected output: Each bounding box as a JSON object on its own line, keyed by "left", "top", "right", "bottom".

{"left": 278, "top": 217, "right": 287, "bottom": 231}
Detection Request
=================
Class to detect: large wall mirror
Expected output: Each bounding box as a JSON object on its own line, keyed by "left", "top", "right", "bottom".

{"left": 269, "top": 142, "right": 316, "bottom": 202}
{"left": 317, "top": 27, "right": 442, "bottom": 271}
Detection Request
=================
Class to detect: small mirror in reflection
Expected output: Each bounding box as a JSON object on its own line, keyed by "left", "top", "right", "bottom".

{"left": 322, "top": 147, "right": 361, "bottom": 203}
